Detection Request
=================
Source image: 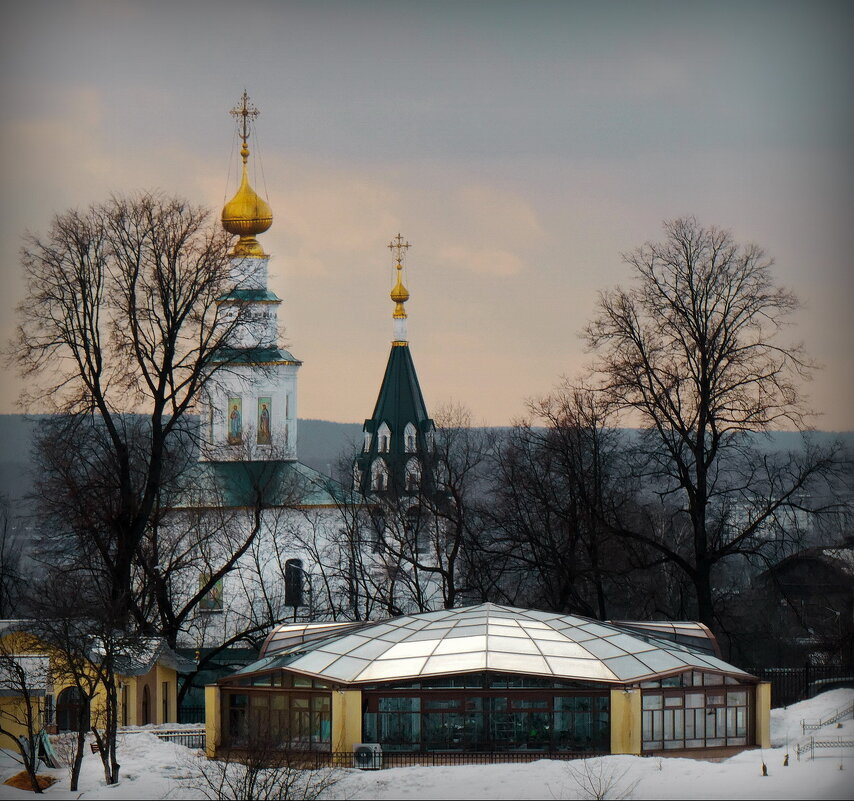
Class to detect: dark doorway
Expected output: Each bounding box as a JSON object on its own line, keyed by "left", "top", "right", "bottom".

{"left": 56, "top": 687, "right": 89, "bottom": 732}
{"left": 142, "top": 685, "right": 151, "bottom": 724}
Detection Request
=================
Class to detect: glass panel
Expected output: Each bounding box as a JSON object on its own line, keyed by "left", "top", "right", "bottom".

{"left": 707, "top": 694, "right": 725, "bottom": 706}
{"left": 665, "top": 696, "right": 683, "bottom": 707}
{"left": 663, "top": 710, "right": 673, "bottom": 740}
{"left": 736, "top": 706, "right": 746, "bottom": 736}
{"left": 684, "top": 709, "right": 694, "bottom": 738}
{"left": 425, "top": 699, "right": 460, "bottom": 710}
{"left": 673, "top": 709, "right": 684, "bottom": 739}
{"left": 727, "top": 691, "right": 747, "bottom": 706}
{"left": 686, "top": 693, "right": 705, "bottom": 708}
{"left": 726, "top": 707, "right": 737, "bottom": 737}
{"left": 642, "top": 711, "right": 653, "bottom": 741}
{"left": 642, "top": 694, "right": 663, "bottom": 710}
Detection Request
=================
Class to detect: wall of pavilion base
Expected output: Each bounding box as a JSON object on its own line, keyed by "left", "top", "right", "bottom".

{"left": 212, "top": 669, "right": 766, "bottom": 759}
{"left": 332, "top": 690, "right": 362, "bottom": 753}
{"left": 610, "top": 688, "right": 641, "bottom": 754}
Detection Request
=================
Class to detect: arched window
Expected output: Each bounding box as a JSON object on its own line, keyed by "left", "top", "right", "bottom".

{"left": 405, "top": 458, "right": 421, "bottom": 492}
{"left": 404, "top": 423, "right": 417, "bottom": 453}
{"left": 378, "top": 422, "right": 391, "bottom": 453}
{"left": 363, "top": 431, "right": 373, "bottom": 452}
{"left": 371, "top": 458, "right": 389, "bottom": 491}
{"left": 56, "top": 687, "right": 89, "bottom": 732}
{"left": 142, "top": 685, "right": 151, "bottom": 725}
{"left": 285, "top": 559, "right": 305, "bottom": 607}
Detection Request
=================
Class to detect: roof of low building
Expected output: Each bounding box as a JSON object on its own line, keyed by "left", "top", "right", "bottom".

{"left": 234, "top": 603, "right": 753, "bottom": 687}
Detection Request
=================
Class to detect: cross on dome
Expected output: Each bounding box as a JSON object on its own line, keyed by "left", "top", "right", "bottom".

{"left": 388, "top": 233, "right": 411, "bottom": 265}
{"left": 230, "top": 90, "right": 260, "bottom": 155}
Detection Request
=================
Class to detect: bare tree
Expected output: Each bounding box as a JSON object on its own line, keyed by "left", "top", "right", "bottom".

{"left": 0, "top": 628, "right": 50, "bottom": 793}
{"left": 488, "top": 381, "right": 642, "bottom": 617}
{"left": 184, "top": 733, "right": 342, "bottom": 800}
{"left": 585, "top": 216, "right": 844, "bottom": 626}
{"left": 0, "top": 496, "right": 26, "bottom": 618}
{"left": 12, "top": 193, "right": 239, "bottom": 627}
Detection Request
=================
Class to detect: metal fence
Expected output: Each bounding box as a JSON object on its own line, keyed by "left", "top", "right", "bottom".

{"left": 119, "top": 727, "right": 206, "bottom": 750}
{"left": 802, "top": 701, "right": 854, "bottom": 734}
{"left": 795, "top": 736, "right": 854, "bottom": 761}
{"left": 746, "top": 666, "right": 854, "bottom": 707}
{"left": 178, "top": 705, "right": 206, "bottom": 724}
{"left": 212, "top": 749, "right": 607, "bottom": 769}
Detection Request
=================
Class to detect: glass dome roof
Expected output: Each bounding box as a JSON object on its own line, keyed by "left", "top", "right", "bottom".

{"left": 247, "top": 604, "right": 752, "bottom": 686}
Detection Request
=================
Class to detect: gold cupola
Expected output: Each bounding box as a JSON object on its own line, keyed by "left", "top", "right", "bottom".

{"left": 222, "top": 92, "right": 273, "bottom": 257}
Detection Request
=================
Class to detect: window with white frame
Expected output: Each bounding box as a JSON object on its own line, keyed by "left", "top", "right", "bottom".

{"left": 378, "top": 422, "right": 391, "bottom": 453}
{"left": 404, "top": 423, "right": 417, "bottom": 453}
{"left": 405, "top": 458, "right": 421, "bottom": 492}
{"left": 371, "top": 458, "right": 389, "bottom": 491}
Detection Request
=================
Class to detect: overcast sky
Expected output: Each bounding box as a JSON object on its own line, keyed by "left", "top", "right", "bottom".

{"left": 1, "top": 0, "right": 852, "bottom": 429}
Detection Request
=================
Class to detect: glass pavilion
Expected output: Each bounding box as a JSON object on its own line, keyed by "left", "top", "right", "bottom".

{"left": 207, "top": 604, "right": 770, "bottom": 757}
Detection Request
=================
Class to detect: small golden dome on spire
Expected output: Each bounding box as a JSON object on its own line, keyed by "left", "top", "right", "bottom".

{"left": 221, "top": 91, "right": 272, "bottom": 258}
{"left": 391, "top": 262, "right": 410, "bottom": 317}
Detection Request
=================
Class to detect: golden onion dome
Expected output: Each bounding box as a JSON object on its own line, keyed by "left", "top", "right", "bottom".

{"left": 221, "top": 142, "right": 273, "bottom": 257}
{"left": 391, "top": 262, "right": 409, "bottom": 318}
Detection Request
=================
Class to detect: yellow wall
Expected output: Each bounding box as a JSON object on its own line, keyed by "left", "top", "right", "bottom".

{"left": 610, "top": 688, "right": 642, "bottom": 755}
{"left": 0, "top": 632, "right": 47, "bottom": 750}
{"left": 332, "top": 689, "right": 363, "bottom": 752}
{"left": 755, "top": 682, "right": 771, "bottom": 749}
{"left": 154, "top": 665, "right": 179, "bottom": 724}
{"left": 204, "top": 685, "right": 220, "bottom": 759}
{"left": 0, "top": 696, "right": 45, "bottom": 750}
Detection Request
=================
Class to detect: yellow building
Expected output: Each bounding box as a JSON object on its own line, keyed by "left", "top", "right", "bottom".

{"left": 206, "top": 604, "right": 771, "bottom": 761}
{"left": 0, "top": 623, "right": 193, "bottom": 750}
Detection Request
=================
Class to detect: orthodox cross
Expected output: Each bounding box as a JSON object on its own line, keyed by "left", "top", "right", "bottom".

{"left": 230, "top": 90, "right": 260, "bottom": 145}
{"left": 388, "top": 233, "right": 411, "bottom": 264}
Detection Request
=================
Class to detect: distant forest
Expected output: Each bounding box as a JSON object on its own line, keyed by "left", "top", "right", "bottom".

{"left": 1, "top": 414, "right": 850, "bottom": 504}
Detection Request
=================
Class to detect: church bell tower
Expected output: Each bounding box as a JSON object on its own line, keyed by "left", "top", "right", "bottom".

{"left": 355, "top": 235, "right": 435, "bottom": 497}
{"left": 201, "top": 92, "right": 301, "bottom": 462}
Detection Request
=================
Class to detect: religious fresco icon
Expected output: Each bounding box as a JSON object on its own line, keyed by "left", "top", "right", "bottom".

{"left": 199, "top": 574, "right": 224, "bottom": 613}
{"left": 227, "top": 397, "right": 242, "bottom": 444}
{"left": 258, "top": 397, "right": 272, "bottom": 445}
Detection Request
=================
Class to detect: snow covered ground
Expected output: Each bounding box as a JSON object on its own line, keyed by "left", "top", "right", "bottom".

{"left": 1, "top": 688, "right": 851, "bottom": 799}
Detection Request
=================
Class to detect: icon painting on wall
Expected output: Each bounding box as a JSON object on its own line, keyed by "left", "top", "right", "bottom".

{"left": 199, "top": 574, "right": 224, "bottom": 613}
{"left": 227, "top": 397, "right": 242, "bottom": 444}
{"left": 258, "top": 397, "right": 272, "bottom": 445}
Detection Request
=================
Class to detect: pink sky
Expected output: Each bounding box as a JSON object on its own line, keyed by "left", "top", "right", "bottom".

{"left": 1, "top": 1, "right": 852, "bottom": 428}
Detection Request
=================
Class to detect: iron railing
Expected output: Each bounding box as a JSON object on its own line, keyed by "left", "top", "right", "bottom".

{"left": 118, "top": 727, "right": 206, "bottom": 750}
{"left": 801, "top": 701, "right": 854, "bottom": 734}
{"left": 795, "top": 736, "right": 854, "bottom": 761}
{"left": 746, "top": 666, "right": 854, "bottom": 707}
{"left": 214, "top": 749, "right": 607, "bottom": 769}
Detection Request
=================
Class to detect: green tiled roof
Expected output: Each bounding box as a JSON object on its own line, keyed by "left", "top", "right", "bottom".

{"left": 356, "top": 343, "right": 434, "bottom": 495}
{"left": 216, "top": 289, "right": 282, "bottom": 303}
{"left": 210, "top": 347, "right": 302, "bottom": 365}
{"left": 179, "top": 459, "right": 353, "bottom": 508}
